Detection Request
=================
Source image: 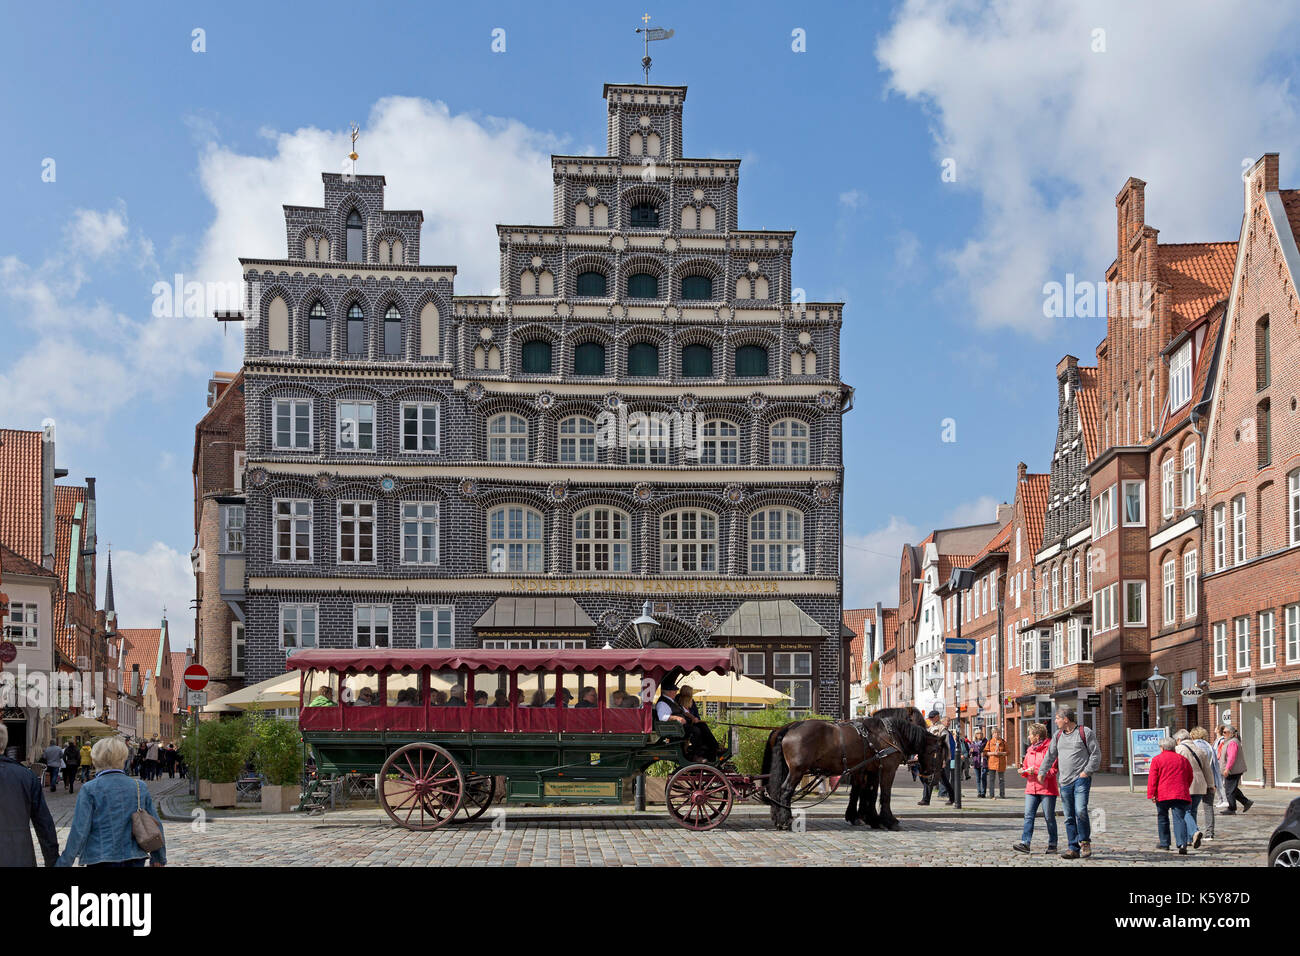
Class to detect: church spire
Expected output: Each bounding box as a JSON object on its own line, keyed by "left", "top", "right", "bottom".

{"left": 103, "top": 546, "right": 116, "bottom": 631}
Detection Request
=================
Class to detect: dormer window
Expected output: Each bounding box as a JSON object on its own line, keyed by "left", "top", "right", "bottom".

{"left": 629, "top": 203, "right": 659, "bottom": 228}
{"left": 1169, "top": 341, "right": 1192, "bottom": 410}
{"left": 346, "top": 209, "right": 363, "bottom": 262}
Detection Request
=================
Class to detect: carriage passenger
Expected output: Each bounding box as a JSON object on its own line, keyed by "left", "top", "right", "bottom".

{"left": 528, "top": 690, "right": 546, "bottom": 708}
{"left": 430, "top": 690, "right": 448, "bottom": 707}
{"left": 474, "top": 691, "right": 489, "bottom": 706}
{"left": 447, "top": 685, "right": 467, "bottom": 706}
{"left": 609, "top": 689, "right": 627, "bottom": 708}
{"left": 394, "top": 689, "right": 419, "bottom": 707}
{"left": 309, "top": 686, "right": 336, "bottom": 707}
{"left": 575, "top": 687, "right": 598, "bottom": 709}
{"left": 493, "top": 690, "right": 509, "bottom": 707}
{"left": 354, "top": 688, "right": 376, "bottom": 706}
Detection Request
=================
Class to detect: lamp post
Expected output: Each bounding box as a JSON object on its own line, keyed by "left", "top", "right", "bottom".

{"left": 631, "top": 601, "right": 660, "bottom": 812}
{"left": 1144, "top": 666, "right": 1168, "bottom": 731}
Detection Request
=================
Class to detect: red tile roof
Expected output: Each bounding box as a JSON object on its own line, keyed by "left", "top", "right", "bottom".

{"left": 1164, "top": 301, "right": 1226, "bottom": 433}
{"left": 0, "top": 543, "right": 57, "bottom": 578}
{"left": 0, "top": 429, "right": 44, "bottom": 565}
{"left": 1019, "top": 474, "right": 1051, "bottom": 555}
{"left": 1076, "top": 366, "right": 1101, "bottom": 459}
{"left": 936, "top": 554, "right": 976, "bottom": 587}
{"left": 843, "top": 608, "right": 899, "bottom": 682}
{"left": 1157, "top": 242, "right": 1237, "bottom": 328}
{"left": 973, "top": 520, "right": 1012, "bottom": 564}
{"left": 51, "top": 485, "right": 88, "bottom": 662}
{"left": 121, "top": 628, "right": 163, "bottom": 696}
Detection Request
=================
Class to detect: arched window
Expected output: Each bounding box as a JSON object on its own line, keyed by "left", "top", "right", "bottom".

{"left": 383, "top": 305, "right": 401, "bottom": 356}
{"left": 770, "top": 419, "right": 809, "bottom": 465}
{"left": 419, "top": 302, "right": 440, "bottom": 357}
{"left": 487, "top": 413, "right": 528, "bottom": 462}
{"left": 521, "top": 339, "right": 553, "bottom": 373}
{"left": 627, "top": 412, "right": 667, "bottom": 464}
{"left": 576, "top": 271, "right": 607, "bottom": 296}
{"left": 573, "top": 342, "right": 606, "bottom": 375}
{"left": 681, "top": 206, "right": 698, "bottom": 230}
{"left": 559, "top": 416, "right": 597, "bottom": 463}
{"left": 699, "top": 420, "right": 738, "bottom": 465}
{"left": 699, "top": 205, "right": 717, "bottom": 230}
{"left": 308, "top": 302, "right": 328, "bottom": 353}
{"left": 346, "top": 209, "right": 363, "bottom": 262}
{"left": 735, "top": 344, "right": 769, "bottom": 377}
{"left": 661, "top": 509, "right": 717, "bottom": 573}
{"left": 629, "top": 203, "right": 659, "bottom": 228}
{"left": 574, "top": 507, "right": 630, "bottom": 572}
{"left": 750, "top": 508, "right": 804, "bottom": 573}
{"left": 346, "top": 304, "right": 365, "bottom": 355}
{"left": 267, "top": 296, "right": 289, "bottom": 351}
{"left": 626, "top": 273, "right": 659, "bottom": 299}
{"left": 487, "top": 506, "right": 543, "bottom": 573}
{"left": 627, "top": 342, "right": 659, "bottom": 376}
{"left": 681, "top": 275, "right": 713, "bottom": 300}
{"left": 681, "top": 343, "right": 713, "bottom": 378}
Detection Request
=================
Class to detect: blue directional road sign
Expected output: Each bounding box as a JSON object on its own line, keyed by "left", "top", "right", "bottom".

{"left": 944, "top": 639, "right": 976, "bottom": 655}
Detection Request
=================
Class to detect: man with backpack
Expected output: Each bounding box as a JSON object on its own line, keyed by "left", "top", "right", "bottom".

{"left": 1038, "top": 706, "right": 1101, "bottom": 859}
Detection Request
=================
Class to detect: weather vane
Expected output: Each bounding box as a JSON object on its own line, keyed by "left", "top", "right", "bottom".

{"left": 635, "top": 14, "right": 674, "bottom": 84}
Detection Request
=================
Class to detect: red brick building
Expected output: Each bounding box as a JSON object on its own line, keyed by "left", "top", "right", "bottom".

{"left": 1201, "top": 153, "right": 1300, "bottom": 788}
{"left": 938, "top": 519, "right": 1009, "bottom": 735}
{"left": 1000, "top": 464, "right": 1050, "bottom": 757}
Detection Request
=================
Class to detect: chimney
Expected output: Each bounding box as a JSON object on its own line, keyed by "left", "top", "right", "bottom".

{"left": 996, "top": 502, "right": 1014, "bottom": 525}
{"left": 1017, "top": 461, "right": 1028, "bottom": 484}
{"left": 40, "top": 424, "right": 55, "bottom": 569}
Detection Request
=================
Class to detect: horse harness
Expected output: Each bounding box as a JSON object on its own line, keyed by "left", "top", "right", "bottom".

{"left": 835, "top": 720, "right": 900, "bottom": 777}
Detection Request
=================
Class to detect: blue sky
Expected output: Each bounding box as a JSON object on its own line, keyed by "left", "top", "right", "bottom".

{"left": 3, "top": 1, "right": 1299, "bottom": 644}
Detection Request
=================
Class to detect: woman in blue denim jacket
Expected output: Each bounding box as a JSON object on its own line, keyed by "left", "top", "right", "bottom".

{"left": 57, "top": 736, "right": 166, "bottom": 867}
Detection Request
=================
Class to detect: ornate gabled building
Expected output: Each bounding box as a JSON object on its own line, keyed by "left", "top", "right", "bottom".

{"left": 233, "top": 81, "right": 851, "bottom": 715}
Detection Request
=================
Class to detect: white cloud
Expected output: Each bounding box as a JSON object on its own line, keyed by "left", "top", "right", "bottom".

{"left": 67, "top": 207, "right": 128, "bottom": 260}
{"left": 99, "top": 543, "right": 195, "bottom": 649}
{"left": 192, "top": 95, "right": 560, "bottom": 297}
{"left": 844, "top": 515, "right": 921, "bottom": 609}
{"left": 941, "top": 495, "right": 1001, "bottom": 528}
{"left": 876, "top": 0, "right": 1300, "bottom": 335}
{"left": 838, "top": 189, "right": 864, "bottom": 210}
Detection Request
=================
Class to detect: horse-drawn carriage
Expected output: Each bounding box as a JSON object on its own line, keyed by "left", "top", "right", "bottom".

{"left": 289, "top": 647, "right": 944, "bottom": 831}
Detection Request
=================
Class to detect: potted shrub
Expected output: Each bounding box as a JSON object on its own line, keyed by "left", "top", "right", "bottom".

{"left": 252, "top": 714, "right": 304, "bottom": 813}
{"left": 198, "top": 715, "right": 252, "bottom": 808}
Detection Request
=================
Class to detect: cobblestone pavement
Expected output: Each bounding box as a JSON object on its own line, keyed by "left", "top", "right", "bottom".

{"left": 34, "top": 773, "right": 1283, "bottom": 866}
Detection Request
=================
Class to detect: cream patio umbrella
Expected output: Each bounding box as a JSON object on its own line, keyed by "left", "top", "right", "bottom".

{"left": 204, "top": 672, "right": 300, "bottom": 712}
{"left": 54, "top": 715, "right": 116, "bottom": 737}
{"left": 679, "top": 671, "right": 790, "bottom": 705}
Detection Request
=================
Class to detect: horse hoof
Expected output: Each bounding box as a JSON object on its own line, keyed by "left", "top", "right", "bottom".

{"left": 886, "top": 820, "right": 901, "bottom": 831}
{"left": 847, "top": 817, "right": 862, "bottom": 826}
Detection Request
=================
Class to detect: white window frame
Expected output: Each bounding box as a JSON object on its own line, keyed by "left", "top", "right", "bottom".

{"left": 699, "top": 419, "right": 739, "bottom": 466}
{"left": 1091, "top": 485, "right": 1117, "bottom": 537}
{"left": 417, "top": 606, "right": 454, "bottom": 649}
{"left": 354, "top": 604, "right": 392, "bottom": 649}
{"left": 558, "top": 415, "right": 597, "bottom": 464}
{"left": 1051, "top": 566, "right": 1060, "bottom": 610}
{"left": 1232, "top": 495, "right": 1247, "bottom": 565}
{"left": 1162, "top": 559, "right": 1176, "bottom": 627}
{"left": 1169, "top": 341, "right": 1192, "bottom": 410}
{"left": 1234, "top": 616, "right": 1250, "bottom": 672}
{"left": 1260, "top": 610, "right": 1276, "bottom": 668}
{"left": 1213, "top": 504, "right": 1227, "bottom": 571}
{"left": 273, "top": 398, "right": 313, "bottom": 451}
{"left": 1213, "top": 622, "right": 1227, "bottom": 675}
{"left": 740, "top": 652, "right": 765, "bottom": 676}
{"left": 3, "top": 601, "right": 39, "bottom": 648}
{"left": 336, "top": 400, "right": 376, "bottom": 453}
{"left": 573, "top": 506, "right": 631, "bottom": 572}
{"left": 1286, "top": 605, "right": 1300, "bottom": 665}
{"left": 337, "top": 500, "right": 377, "bottom": 565}
{"left": 400, "top": 501, "right": 440, "bottom": 566}
{"left": 1181, "top": 444, "right": 1196, "bottom": 508}
{"left": 273, "top": 498, "right": 313, "bottom": 563}
{"left": 221, "top": 503, "right": 245, "bottom": 555}
{"left": 1123, "top": 580, "right": 1147, "bottom": 627}
{"left": 1289, "top": 470, "right": 1300, "bottom": 546}
{"left": 1161, "top": 458, "right": 1176, "bottom": 520}
{"left": 627, "top": 413, "right": 668, "bottom": 465}
{"left": 769, "top": 418, "right": 809, "bottom": 466}
{"left": 1122, "top": 479, "right": 1145, "bottom": 526}
{"left": 279, "top": 604, "right": 318, "bottom": 650}
{"left": 231, "top": 622, "right": 246, "bottom": 677}
{"left": 487, "top": 505, "right": 545, "bottom": 573}
{"left": 401, "top": 402, "right": 441, "bottom": 454}
{"left": 487, "top": 413, "right": 529, "bottom": 462}
{"left": 661, "top": 508, "right": 718, "bottom": 573}
{"left": 1183, "top": 550, "right": 1197, "bottom": 619}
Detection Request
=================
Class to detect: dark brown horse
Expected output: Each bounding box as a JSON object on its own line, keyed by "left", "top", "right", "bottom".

{"left": 762, "top": 716, "right": 912, "bottom": 831}
{"left": 845, "top": 707, "right": 946, "bottom": 829}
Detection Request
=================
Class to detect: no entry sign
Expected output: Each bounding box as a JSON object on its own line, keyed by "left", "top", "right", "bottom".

{"left": 183, "top": 664, "right": 209, "bottom": 691}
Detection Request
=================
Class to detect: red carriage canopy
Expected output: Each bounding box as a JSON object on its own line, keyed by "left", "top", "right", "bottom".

{"left": 283, "top": 647, "right": 739, "bottom": 675}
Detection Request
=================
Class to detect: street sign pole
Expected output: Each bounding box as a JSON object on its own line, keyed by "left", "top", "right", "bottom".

{"left": 953, "top": 588, "right": 962, "bottom": 810}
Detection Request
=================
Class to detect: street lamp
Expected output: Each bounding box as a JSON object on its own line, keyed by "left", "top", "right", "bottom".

{"left": 630, "top": 601, "right": 660, "bottom": 648}
{"left": 1145, "top": 666, "right": 1168, "bottom": 730}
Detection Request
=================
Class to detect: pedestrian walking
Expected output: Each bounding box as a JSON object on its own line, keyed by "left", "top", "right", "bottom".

{"left": 1038, "top": 706, "right": 1101, "bottom": 859}
{"left": 1174, "top": 729, "right": 1213, "bottom": 843}
{"left": 78, "top": 741, "right": 92, "bottom": 783}
{"left": 56, "top": 736, "right": 167, "bottom": 868}
{"left": 1148, "top": 737, "right": 1197, "bottom": 854}
{"left": 1188, "top": 726, "right": 1221, "bottom": 838}
{"left": 164, "top": 743, "right": 177, "bottom": 778}
{"left": 0, "top": 723, "right": 59, "bottom": 867}
{"left": 40, "top": 740, "right": 63, "bottom": 793}
{"left": 970, "top": 727, "right": 989, "bottom": 797}
{"left": 1012, "top": 721, "right": 1058, "bottom": 854}
{"left": 918, "top": 710, "right": 954, "bottom": 806}
{"left": 144, "top": 737, "right": 161, "bottom": 781}
{"left": 61, "top": 740, "right": 81, "bottom": 793}
{"left": 1215, "top": 725, "right": 1253, "bottom": 814}
{"left": 986, "top": 727, "right": 1008, "bottom": 798}
{"left": 132, "top": 740, "right": 145, "bottom": 777}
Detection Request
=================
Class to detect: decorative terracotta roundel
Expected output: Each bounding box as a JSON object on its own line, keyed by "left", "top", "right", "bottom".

{"left": 466, "top": 382, "right": 485, "bottom": 403}
{"left": 748, "top": 392, "right": 767, "bottom": 411}
{"left": 479, "top": 326, "right": 493, "bottom": 341}
{"left": 380, "top": 477, "right": 396, "bottom": 493}
{"left": 536, "top": 391, "right": 556, "bottom": 410}
{"left": 633, "top": 482, "right": 654, "bottom": 503}
{"left": 797, "top": 331, "right": 812, "bottom": 346}
{"left": 696, "top": 612, "right": 719, "bottom": 632}
{"left": 724, "top": 484, "right": 744, "bottom": 504}
{"left": 548, "top": 481, "right": 568, "bottom": 502}
{"left": 249, "top": 467, "right": 269, "bottom": 487}
{"left": 604, "top": 393, "right": 622, "bottom": 411}
{"left": 814, "top": 482, "right": 836, "bottom": 504}
{"left": 458, "top": 478, "right": 478, "bottom": 498}
{"left": 678, "top": 393, "right": 698, "bottom": 413}
{"left": 315, "top": 473, "right": 333, "bottom": 492}
{"left": 816, "top": 391, "right": 838, "bottom": 411}
{"left": 600, "top": 609, "right": 622, "bottom": 632}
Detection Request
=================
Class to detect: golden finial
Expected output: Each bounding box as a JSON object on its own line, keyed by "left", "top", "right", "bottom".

{"left": 348, "top": 122, "right": 360, "bottom": 162}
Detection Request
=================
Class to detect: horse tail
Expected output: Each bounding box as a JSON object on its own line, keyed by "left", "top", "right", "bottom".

{"left": 765, "top": 724, "right": 793, "bottom": 823}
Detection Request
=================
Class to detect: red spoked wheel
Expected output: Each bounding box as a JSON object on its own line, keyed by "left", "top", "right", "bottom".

{"left": 665, "top": 763, "right": 734, "bottom": 831}
{"left": 379, "top": 743, "right": 464, "bottom": 831}
{"left": 454, "top": 773, "right": 499, "bottom": 822}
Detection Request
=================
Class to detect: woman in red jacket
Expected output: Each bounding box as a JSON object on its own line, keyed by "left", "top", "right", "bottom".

{"left": 1012, "top": 722, "right": 1058, "bottom": 854}
{"left": 1147, "top": 736, "right": 1197, "bottom": 854}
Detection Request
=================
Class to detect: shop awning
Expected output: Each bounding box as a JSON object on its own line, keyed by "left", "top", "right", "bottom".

{"left": 473, "top": 597, "right": 596, "bottom": 630}
{"left": 713, "top": 600, "right": 831, "bottom": 640}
